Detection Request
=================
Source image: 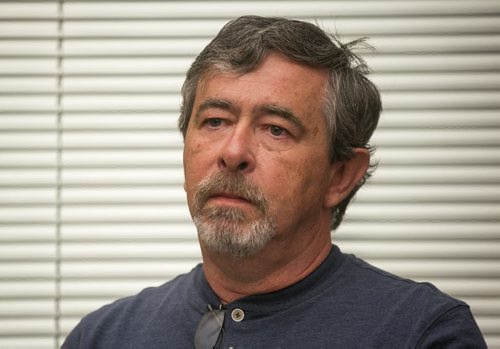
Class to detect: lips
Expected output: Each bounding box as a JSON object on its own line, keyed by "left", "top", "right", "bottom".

{"left": 209, "top": 192, "right": 252, "bottom": 204}
{"left": 192, "top": 172, "right": 268, "bottom": 215}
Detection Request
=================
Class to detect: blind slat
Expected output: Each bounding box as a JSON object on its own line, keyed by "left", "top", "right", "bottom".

{"left": 348, "top": 203, "right": 500, "bottom": 221}
{"left": 62, "top": 17, "right": 500, "bottom": 37}
{"left": 372, "top": 166, "right": 500, "bottom": 184}
{"left": 340, "top": 241, "right": 500, "bottom": 259}
{"left": 337, "top": 222, "right": 500, "bottom": 240}
{"left": 358, "top": 185, "right": 500, "bottom": 202}
{"left": 62, "top": 1, "right": 500, "bottom": 18}
{"left": 61, "top": 223, "right": 196, "bottom": 240}
{"left": 60, "top": 205, "right": 191, "bottom": 222}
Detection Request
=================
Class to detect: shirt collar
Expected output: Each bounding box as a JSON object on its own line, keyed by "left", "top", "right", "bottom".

{"left": 198, "top": 244, "right": 345, "bottom": 313}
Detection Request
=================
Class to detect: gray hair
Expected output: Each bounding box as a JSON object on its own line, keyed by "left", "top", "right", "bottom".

{"left": 179, "top": 15, "right": 382, "bottom": 230}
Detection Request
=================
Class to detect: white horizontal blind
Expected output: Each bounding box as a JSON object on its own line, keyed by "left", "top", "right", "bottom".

{"left": 0, "top": 1, "right": 499, "bottom": 348}
{"left": 1, "top": 2, "right": 59, "bottom": 349}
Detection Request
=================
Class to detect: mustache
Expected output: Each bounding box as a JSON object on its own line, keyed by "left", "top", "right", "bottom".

{"left": 193, "top": 172, "right": 268, "bottom": 214}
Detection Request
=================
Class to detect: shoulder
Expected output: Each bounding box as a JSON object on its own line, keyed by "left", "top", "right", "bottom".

{"left": 88, "top": 263, "right": 201, "bottom": 322}
{"left": 333, "top": 252, "right": 486, "bottom": 347}
{"left": 62, "top": 264, "right": 204, "bottom": 348}
{"left": 341, "top": 252, "right": 463, "bottom": 308}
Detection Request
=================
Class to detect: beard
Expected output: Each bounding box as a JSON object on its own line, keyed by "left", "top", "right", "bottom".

{"left": 191, "top": 172, "right": 277, "bottom": 258}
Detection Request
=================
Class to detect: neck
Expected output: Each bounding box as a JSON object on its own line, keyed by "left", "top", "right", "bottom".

{"left": 201, "top": 232, "right": 332, "bottom": 304}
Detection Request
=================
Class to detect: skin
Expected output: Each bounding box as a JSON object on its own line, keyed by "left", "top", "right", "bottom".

{"left": 183, "top": 52, "right": 369, "bottom": 303}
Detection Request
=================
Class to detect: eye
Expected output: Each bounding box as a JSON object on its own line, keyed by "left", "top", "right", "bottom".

{"left": 206, "top": 118, "right": 223, "bottom": 128}
{"left": 269, "top": 125, "right": 287, "bottom": 137}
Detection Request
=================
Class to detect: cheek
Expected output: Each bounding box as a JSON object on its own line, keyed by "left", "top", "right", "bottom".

{"left": 184, "top": 130, "right": 211, "bottom": 163}
{"left": 268, "top": 152, "right": 330, "bottom": 205}
{"left": 264, "top": 155, "right": 314, "bottom": 199}
{"left": 183, "top": 139, "right": 208, "bottom": 188}
{"left": 185, "top": 134, "right": 204, "bottom": 155}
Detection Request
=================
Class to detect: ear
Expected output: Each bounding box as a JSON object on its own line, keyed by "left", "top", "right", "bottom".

{"left": 324, "top": 148, "right": 370, "bottom": 208}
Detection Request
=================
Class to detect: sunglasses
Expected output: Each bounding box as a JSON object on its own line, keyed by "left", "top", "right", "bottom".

{"left": 194, "top": 304, "right": 226, "bottom": 349}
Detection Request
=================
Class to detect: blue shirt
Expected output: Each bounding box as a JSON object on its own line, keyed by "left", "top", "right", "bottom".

{"left": 62, "top": 245, "right": 486, "bottom": 348}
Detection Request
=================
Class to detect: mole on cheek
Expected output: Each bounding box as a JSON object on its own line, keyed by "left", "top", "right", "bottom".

{"left": 197, "top": 144, "right": 205, "bottom": 153}
{"left": 189, "top": 142, "right": 203, "bottom": 154}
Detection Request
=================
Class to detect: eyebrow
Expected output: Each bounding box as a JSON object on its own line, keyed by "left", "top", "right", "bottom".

{"left": 255, "top": 104, "right": 306, "bottom": 133}
{"left": 196, "top": 98, "right": 238, "bottom": 118}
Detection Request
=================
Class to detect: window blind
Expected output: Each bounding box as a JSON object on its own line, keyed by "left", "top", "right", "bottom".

{"left": 0, "top": 1, "right": 499, "bottom": 348}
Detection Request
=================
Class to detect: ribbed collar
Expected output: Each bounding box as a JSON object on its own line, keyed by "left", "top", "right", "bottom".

{"left": 194, "top": 244, "right": 346, "bottom": 314}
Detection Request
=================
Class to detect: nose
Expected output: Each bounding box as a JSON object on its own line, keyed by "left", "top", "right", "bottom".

{"left": 218, "top": 127, "right": 256, "bottom": 173}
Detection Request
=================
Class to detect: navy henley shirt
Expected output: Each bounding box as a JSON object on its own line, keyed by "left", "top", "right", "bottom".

{"left": 62, "top": 244, "right": 486, "bottom": 348}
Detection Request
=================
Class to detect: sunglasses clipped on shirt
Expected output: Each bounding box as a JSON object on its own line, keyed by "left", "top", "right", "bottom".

{"left": 194, "top": 304, "right": 226, "bottom": 349}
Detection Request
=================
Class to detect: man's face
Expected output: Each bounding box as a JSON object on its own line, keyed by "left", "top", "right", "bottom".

{"left": 183, "top": 53, "right": 336, "bottom": 257}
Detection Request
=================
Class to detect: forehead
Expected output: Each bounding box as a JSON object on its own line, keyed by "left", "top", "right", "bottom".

{"left": 195, "top": 53, "right": 329, "bottom": 120}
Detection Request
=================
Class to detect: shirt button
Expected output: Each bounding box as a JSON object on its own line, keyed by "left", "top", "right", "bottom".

{"left": 231, "top": 308, "right": 245, "bottom": 322}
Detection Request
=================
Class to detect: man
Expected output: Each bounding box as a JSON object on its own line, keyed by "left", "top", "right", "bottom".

{"left": 63, "top": 16, "right": 486, "bottom": 348}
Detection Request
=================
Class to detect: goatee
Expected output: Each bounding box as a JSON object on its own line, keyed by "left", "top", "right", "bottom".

{"left": 192, "top": 172, "right": 277, "bottom": 258}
